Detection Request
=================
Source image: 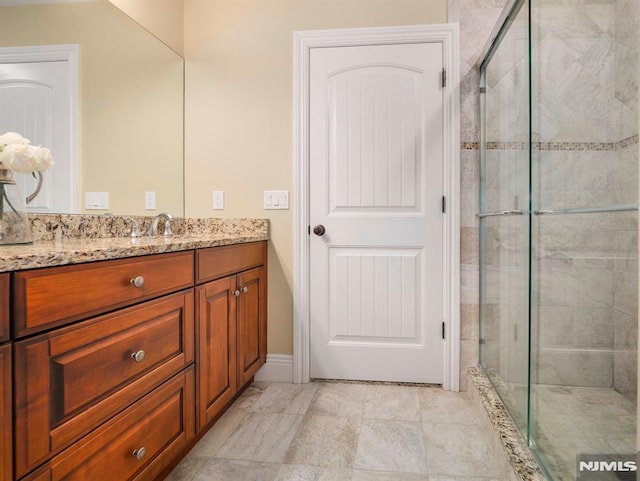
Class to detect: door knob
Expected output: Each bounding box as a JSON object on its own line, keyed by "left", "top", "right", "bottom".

{"left": 313, "top": 225, "right": 326, "bottom": 236}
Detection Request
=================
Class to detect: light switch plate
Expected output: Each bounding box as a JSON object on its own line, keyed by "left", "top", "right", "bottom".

{"left": 145, "top": 191, "right": 156, "bottom": 210}
{"left": 264, "top": 190, "right": 289, "bottom": 210}
{"left": 213, "top": 191, "right": 224, "bottom": 210}
{"left": 85, "top": 192, "right": 109, "bottom": 210}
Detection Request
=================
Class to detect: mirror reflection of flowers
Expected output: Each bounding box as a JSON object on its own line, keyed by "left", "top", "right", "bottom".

{"left": 0, "top": 132, "right": 54, "bottom": 220}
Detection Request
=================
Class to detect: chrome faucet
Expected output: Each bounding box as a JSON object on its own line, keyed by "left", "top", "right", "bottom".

{"left": 145, "top": 213, "right": 173, "bottom": 236}
{"left": 128, "top": 218, "right": 142, "bottom": 238}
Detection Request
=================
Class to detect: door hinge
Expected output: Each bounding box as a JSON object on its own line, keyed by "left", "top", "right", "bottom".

{"left": 441, "top": 68, "right": 447, "bottom": 88}
{"left": 308, "top": 225, "right": 310, "bottom": 235}
{"left": 442, "top": 195, "right": 446, "bottom": 214}
{"left": 442, "top": 321, "right": 445, "bottom": 340}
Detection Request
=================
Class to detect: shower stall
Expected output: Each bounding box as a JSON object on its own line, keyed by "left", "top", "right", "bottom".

{"left": 478, "top": 0, "right": 638, "bottom": 478}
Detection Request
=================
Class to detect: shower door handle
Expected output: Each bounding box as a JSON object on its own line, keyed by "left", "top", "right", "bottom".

{"left": 477, "top": 209, "right": 524, "bottom": 218}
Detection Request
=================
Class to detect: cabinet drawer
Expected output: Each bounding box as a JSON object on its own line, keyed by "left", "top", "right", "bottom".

{"left": 13, "top": 251, "right": 194, "bottom": 337}
{"left": 0, "top": 274, "right": 7, "bottom": 343}
{"left": 196, "top": 241, "right": 265, "bottom": 284}
{"left": 25, "top": 368, "right": 195, "bottom": 481}
{"left": 14, "top": 291, "right": 194, "bottom": 478}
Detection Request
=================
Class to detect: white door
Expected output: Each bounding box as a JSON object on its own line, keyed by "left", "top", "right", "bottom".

{"left": 309, "top": 43, "right": 445, "bottom": 383}
{"left": 0, "top": 60, "right": 75, "bottom": 213}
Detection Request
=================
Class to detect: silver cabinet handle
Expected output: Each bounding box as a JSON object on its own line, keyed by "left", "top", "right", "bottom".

{"left": 130, "top": 276, "right": 144, "bottom": 288}
{"left": 131, "top": 350, "right": 145, "bottom": 362}
{"left": 132, "top": 447, "right": 146, "bottom": 461}
{"left": 233, "top": 289, "right": 241, "bottom": 297}
{"left": 241, "top": 286, "right": 248, "bottom": 294}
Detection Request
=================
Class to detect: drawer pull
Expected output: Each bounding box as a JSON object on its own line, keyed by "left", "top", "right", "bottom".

{"left": 130, "top": 276, "right": 145, "bottom": 288}
{"left": 241, "top": 286, "right": 248, "bottom": 294}
{"left": 131, "top": 350, "right": 146, "bottom": 362}
{"left": 233, "top": 289, "right": 241, "bottom": 297}
{"left": 132, "top": 447, "right": 146, "bottom": 461}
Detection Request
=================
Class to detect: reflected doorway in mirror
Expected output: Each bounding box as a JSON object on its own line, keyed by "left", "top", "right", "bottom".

{"left": 0, "top": 44, "right": 78, "bottom": 214}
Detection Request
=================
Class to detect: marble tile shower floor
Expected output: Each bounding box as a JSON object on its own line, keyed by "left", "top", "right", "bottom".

{"left": 531, "top": 385, "right": 637, "bottom": 481}
{"left": 166, "top": 381, "right": 507, "bottom": 481}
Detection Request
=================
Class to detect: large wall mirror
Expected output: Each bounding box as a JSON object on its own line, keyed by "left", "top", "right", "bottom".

{"left": 0, "top": 0, "right": 184, "bottom": 217}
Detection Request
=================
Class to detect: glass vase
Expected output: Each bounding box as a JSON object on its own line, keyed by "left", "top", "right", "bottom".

{"left": 0, "top": 169, "right": 34, "bottom": 245}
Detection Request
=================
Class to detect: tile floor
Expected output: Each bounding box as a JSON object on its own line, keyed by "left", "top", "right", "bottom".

{"left": 166, "top": 381, "right": 508, "bottom": 481}
{"left": 531, "top": 385, "right": 637, "bottom": 481}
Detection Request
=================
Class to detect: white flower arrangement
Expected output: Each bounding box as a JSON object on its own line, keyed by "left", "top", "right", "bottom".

{"left": 0, "top": 132, "right": 54, "bottom": 173}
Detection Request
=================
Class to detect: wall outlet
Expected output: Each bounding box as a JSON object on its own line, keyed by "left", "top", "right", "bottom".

{"left": 85, "top": 192, "right": 109, "bottom": 210}
{"left": 213, "top": 190, "right": 224, "bottom": 210}
{"left": 264, "top": 190, "right": 289, "bottom": 210}
{"left": 145, "top": 191, "right": 156, "bottom": 210}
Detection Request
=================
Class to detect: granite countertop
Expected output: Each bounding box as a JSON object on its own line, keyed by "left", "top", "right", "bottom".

{"left": 0, "top": 215, "right": 269, "bottom": 273}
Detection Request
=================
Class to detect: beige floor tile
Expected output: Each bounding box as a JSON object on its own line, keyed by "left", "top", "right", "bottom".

{"left": 191, "top": 408, "right": 249, "bottom": 457}
{"left": 354, "top": 419, "right": 427, "bottom": 474}
{"left": 275, "top": 465, "right": 353, "bottom": 481}
{"left": 352, "top": 470, "right": 428, "bottom": 480}
{"left": 308, "top": 383, "right": 372, "bottom": 418}
{"left": 164, "top": 454, "right": 209, "bottom": 481}
{"left": 363, "top": 385, "right": 421, "bottom": 421}
{"left": 232, "top": 382, "right": 270, "bottom": 410}
{"left": 216, "top": 412, "right": 303, "bottom": 463}
{"left": 419, "top": 389, "right": 483, "bottom": 425}
{"left": 193, "top": 459, "right": 280, "bottom": 481}
{"left": 422, "top": 423, "right": 502, "bottom": 478}
{"left": 251, "top": 382, "right": 319, "bottom": 414}
{"left": 428, "top": 477, "right": 504, "bottom": 481}
{"left": 284, "top": 414, "right": 361, "bottom": 468}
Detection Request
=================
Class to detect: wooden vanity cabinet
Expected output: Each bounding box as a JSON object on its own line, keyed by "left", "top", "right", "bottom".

{"left": 23, "top": 368, "right": 194, "bottom": 481}
{"left": 1, "top": 273, "right": 11, "bottom": 481}
{"left": 0, "top": 343, "right": 11, "bottom": 481}
{"left": 195, "top": 242, "right": 267, "bottom": 431}
{"left": 11, "top": 251, "right": 196, "bottom": 481}
{"left": 13, "top": 291, "right": 194, "bottom": 478}
{"left": 5, "top": 240, "right": 267, "bottom": 481}
{"left": 0, "top": 273, "right": 8, "bottom": 343}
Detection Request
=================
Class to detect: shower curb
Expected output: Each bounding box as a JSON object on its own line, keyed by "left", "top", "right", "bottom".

{"left": 468, "top": 367, "right": 547, "bottom": 481}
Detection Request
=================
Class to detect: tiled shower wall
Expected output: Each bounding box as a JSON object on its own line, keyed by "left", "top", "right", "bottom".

{"left": 531, "top": 0, "right": 638, "bottom": 400}
{"left": 452, "top": 0, "right": 638, "bottom": 397}
{"left": 449, "top": 0, "right": 509, "bottom": 390}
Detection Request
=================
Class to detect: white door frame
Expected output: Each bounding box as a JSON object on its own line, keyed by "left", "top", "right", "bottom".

{"left": 293, "top": 24, "right": 461, "bottom": 391}
{"left": 0, "top": 44, "right": 79, "bottom": 213}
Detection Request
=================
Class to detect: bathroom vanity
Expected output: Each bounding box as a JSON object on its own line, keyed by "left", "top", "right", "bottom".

{"left": 0, "top": 217, "right": 268, "bottom": 481}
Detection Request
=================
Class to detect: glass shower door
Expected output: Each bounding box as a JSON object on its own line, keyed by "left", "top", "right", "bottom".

{"left": 478, "top": 0, "right": 531, "bottom": 438}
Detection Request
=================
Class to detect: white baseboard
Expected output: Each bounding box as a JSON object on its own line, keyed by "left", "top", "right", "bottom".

{"left": 254, "top": 354, "right": 294, "bottom": 383}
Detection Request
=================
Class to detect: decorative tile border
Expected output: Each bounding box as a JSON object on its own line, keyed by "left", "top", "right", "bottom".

{"left": 468, "top": 367, "right": 547, "bottom": 481}
{"left": 462, "top": 134, "right": 639, "bottom": 151}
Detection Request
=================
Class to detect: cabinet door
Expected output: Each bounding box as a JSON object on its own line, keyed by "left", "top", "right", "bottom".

{"left": 237, "top": 266, "right": 266, "bottom": 387}
{"left": 0, "top": 274, "right": 8, "bottom": 343}
{"left": 196, "top": 277, "right": 237, "bottom": 431}
{"left": 0, "top": 344, "right": 11, "bottom": 481}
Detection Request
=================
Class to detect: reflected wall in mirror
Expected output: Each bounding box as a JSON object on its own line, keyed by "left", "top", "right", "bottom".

{"left": 0, "top": 0, "right": 184, "bottom": 216}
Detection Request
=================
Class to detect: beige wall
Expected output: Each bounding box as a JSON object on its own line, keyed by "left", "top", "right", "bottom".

{"left": 0, "top": 2, "right": 184, "bottom": 216}
{"left": 183, "top": 0, "right": 448, "bottom": 355}
{"left": 109, "top": 0, "right": 184, "bottom": 55}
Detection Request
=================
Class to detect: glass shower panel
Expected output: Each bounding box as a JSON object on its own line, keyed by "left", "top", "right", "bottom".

{"left": 479, "top": 0, "right": 531, "bottom": 437}
{"left": 529, "top": 0, "right": 638, "bottom": 476}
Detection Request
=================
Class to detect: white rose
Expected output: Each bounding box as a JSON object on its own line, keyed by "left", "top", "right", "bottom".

{"left": 0, "top": 132, "right": 30, "bottom": 146}
{"left": 0, "top": 144, "right": 40, "bottom": 173}
{"left": 35, "top": 146, "right": 54, "bottom": 171}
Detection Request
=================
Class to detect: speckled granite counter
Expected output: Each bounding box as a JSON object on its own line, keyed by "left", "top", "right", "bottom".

{"left": 0, "top": 214, "right": 269, "bottom": 272}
